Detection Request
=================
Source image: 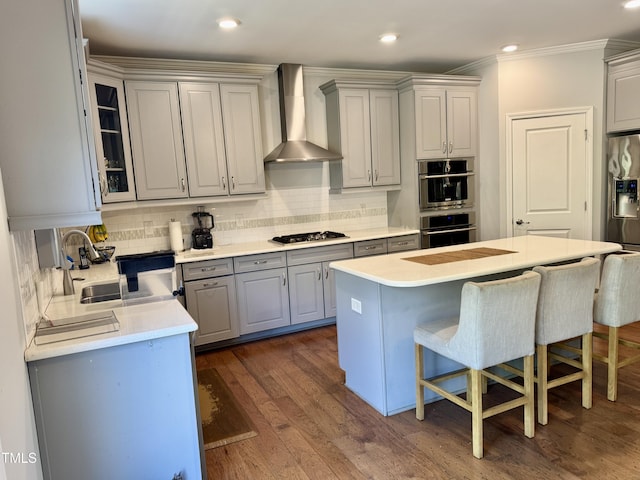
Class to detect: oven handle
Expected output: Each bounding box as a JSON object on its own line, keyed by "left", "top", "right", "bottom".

{"left": 424, "top": 226, "right": 477, "bottom": 235}
{"left": 419, "top": 172, "right": 475, "bottom": 180}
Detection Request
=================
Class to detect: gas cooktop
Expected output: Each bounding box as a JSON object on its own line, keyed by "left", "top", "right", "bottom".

{"left": 271, "top": 231, "right": 348, "bottom": 245}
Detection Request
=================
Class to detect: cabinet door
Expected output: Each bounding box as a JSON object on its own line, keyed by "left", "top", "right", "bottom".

{"left": 88, "top": 73, "right": 136, "bottom": 202}
{"left": 288, "top": 263, "right": 325, "bottom": 325}
{"left": 125, "top": 81, "right": 189, "bottom": 200}
{"left": 322, "top": 261, "right": 338, "bottom": 318}
{"left": 179, "top": 83, "right": 229, "bottom": 197}
{"left": 607, "top": 63, "right": 640, "bottom": 133}
{"left": 415, "top": 89, "right": 447, "bottom": 159}
{"left": 219, "top": 84, "right": 265, "bottom": 194}
{"left": 0, "top": 0, "right": 102, "bottom": 230}
{"left": 236, "top": 268, "right": 290, "bottom": 334}
{"left": 185, "top": 276, "right": 238, "bottom": 345}
{"left": 447, "top": 89, "right": 477, "bottom": 158}
{"left": 370, "top": 89, "right": 400, "bottom": 186}
{"left": 338, "top": 89, "right": 373, "bottom": 188}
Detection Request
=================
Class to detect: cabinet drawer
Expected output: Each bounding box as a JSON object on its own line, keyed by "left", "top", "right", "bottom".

{"left": 181, "top": 257, "right": 234, "bottom": 281}
{"left": 354, "top": 239, "right": 388, "bottom": 257}
{"left": 286, "top": 243, "right": 354, "bottom": 266}
{"left": 234, "top": 251, "right": 287, "bottom": 273}
{"left": 387, "top": 234, "right": 420, "bottom": 253}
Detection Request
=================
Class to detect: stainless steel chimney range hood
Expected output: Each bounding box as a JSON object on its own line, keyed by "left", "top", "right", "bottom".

{"left": 264, "top": 64, "right": 342, "bottom": 163}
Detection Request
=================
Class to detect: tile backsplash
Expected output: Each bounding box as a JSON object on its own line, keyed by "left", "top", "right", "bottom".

{"left": 92, "top": 187, "right": 388, "bottom": 256}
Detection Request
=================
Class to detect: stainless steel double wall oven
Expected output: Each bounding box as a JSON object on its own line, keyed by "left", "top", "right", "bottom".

{"left": 418, "top": 158, "right": 476, "bottom": 248}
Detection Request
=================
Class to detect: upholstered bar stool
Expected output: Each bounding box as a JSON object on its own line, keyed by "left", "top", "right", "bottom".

{"left": 531, "top": 257, "right": 600, "bottom": 425}
{"left": 414, "top": 271, "right": 541, "bottom": 459}
{"left": 593, "top": 252, "right": 640, "bottom": 401}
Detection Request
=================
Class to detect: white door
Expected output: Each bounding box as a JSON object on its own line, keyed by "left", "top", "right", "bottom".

{"left": 509, "top": 109, "right": 592, "bottom": 239}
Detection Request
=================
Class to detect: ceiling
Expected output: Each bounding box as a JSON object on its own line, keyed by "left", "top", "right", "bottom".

{"left": 79, "top": 0, "right": 640, "bottom": 73}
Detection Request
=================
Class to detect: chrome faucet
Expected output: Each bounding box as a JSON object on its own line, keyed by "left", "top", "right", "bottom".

{"left": 61, "top": 229, "right": 102, "bottom": 295}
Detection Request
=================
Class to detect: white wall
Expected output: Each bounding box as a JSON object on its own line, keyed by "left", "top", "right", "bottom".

{"left": 0, "top": 172, "right": 42, "bottom": 480}
{"left": 459, "top": 41, "right": 637, "bottom": 241}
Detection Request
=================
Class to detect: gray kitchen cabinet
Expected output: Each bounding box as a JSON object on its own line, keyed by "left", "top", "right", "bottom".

{"left": 354, "top": 238, "right": 388, "bottom": 257}
{"left": 179, "top": 82, "right": 265, "bottom": 197}
{"left": 286, "top": 243, "right": 354, "bottom": 323}
{"left": 125, "top": 81, "right": 189, "bottom": 200}
{"left": 183, "top": 257, "right": 238, "bottom": 345}
{"left": 387, "top": 233, "right": 420, "bottom": 253}
{"left": 0, "top": 0, "right": 102, "bottom": 230}
{"left": 87, "top": 68, "right": 136, "bottom": 203}
{"left": 235, "top": 251, "right": 289, "bottom": 334}
{"left": 606, "top": 50, "right": 640, "bottom": 133}
{"left": 321, "top": 81, "right": 400, "bottom": 190}
{"left": 413, "top": 86, "right": 477, "bottom": 159}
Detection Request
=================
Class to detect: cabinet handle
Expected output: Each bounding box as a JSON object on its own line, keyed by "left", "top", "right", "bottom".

{"left": 442, "top": 141, "right": 447, "bottom": 154}
{"left": 324, "top": 266, "right": 329, "bottom": 279}
{"left": 368, "top": 170, "right": 372, "bottom": 182}
{"left": 201, "top": 266, "right": 216, "bottom": 272}
{"left": 317, "top": 268, "right": 322, "bottom": 280}
{"left": 222, "top": 176, "right": 226, "bottom": 189}
{"left": 364, "top": 245, "right": 378, "bottom": 250}
{"left": 448, "top": 141, "right": 453, "bottom": 154}
{"left": 282, "top": 273, "right": 287, "bottom": 286}
{"left": 202, "top": 282, "right": 218, "bottom": 288}
{"left": 181, "top": 177, "right": 186, "bottom": 192}
{"left": 395, "top": 241, "right": 409, "bottom": 246}
{"left": 374, "top": 170, "right": 379, "bottom": 181}
{"left": 253, "top": 260, "right": 268, "bottom": 265}
{"left": 231, "top": 176, "right": 236, "bottom": 190}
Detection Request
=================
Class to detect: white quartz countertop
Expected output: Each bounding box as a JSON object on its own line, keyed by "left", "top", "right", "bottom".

{"left": 175, "top": 227, "right": 419, "bottom": 263}
{"left": 25, "top": 299, "right": 197, "bottom": 362}
{"left": 329, "top": 236, "right": 622, "bottom": 287}
{"left": 25, "top": 227, "right": 418, "bottom": 361}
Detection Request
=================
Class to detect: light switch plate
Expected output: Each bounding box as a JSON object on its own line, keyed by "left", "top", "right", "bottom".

{"left": 351, "top": 298, "right": 362, "bottom": 314}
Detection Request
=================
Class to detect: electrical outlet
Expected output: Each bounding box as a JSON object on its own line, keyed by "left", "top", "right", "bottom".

{"left": 351, "top": 298, "right": 362, "bottom": 314}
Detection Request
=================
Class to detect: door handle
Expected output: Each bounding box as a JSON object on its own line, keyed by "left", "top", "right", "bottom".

{"left": 515, "top": 219, "right": 531, "bottom": 225}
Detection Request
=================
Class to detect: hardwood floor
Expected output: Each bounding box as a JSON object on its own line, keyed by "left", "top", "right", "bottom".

{"left": 195, "top": 322, "right": 640, "bottom": 479}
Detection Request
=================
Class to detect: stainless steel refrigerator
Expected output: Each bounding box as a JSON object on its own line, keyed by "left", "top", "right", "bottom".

{"left": 607, "top": 134, "right": 640, "bottom": 249}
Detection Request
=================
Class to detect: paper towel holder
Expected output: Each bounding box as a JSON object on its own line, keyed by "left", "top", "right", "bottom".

{"left": 169, "top": 219, "right": 184, "bottom": 253}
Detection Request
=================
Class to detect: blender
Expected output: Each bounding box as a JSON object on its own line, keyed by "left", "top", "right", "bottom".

{"left": 191, "top": 206, "right": 214, "bottom": 249}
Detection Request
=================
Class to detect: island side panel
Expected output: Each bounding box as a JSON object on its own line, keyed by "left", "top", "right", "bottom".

{"left": 380, "top": 281, "right": 469, "bottom": 415}
{"left": 28, "top": 333, "right": 202, "bottom": 480}
{"left": 335, "top": 270, "right": 388, "bottom": 414}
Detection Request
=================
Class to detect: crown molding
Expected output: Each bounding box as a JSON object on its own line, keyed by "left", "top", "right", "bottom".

{"left": 495, "top": 38, "right": 638, "bottom": 63}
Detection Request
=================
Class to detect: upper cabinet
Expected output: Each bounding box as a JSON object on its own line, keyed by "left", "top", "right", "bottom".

{"left": 180, "top": 83, "right": 265, "bottom": 197}
{"left": 606, "top": 49, "right": 640, "bottom": 134}
{"left": 125, "top": 78, "right": 265, "bottom": 201}
{"left": 414, "top": 87, "right": 478, "bottom": 159}
{"left": 321, "top": 81, "right": 400, "bottom": 190}
{"left": 0, "top": 0, "right": 101, "bottom": 230}
{"left": 126, "top": 81, "right": 189, "bottom": 200}
{"left": 87, "top": 69, "right": 136, "bottom": 203}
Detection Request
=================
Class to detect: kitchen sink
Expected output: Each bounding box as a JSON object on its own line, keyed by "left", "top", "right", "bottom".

{"left": 80, "top": 282, "right": 121, "bottom": 304}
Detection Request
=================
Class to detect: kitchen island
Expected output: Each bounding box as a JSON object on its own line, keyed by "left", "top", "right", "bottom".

{"left": 330, "top": 236, "right": 621, "bottom": 416}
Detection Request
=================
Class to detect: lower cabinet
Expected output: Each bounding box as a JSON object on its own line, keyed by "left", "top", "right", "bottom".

{"left": 287, "top": 243, "right": 354, "bottom": 325}
{"left": 235, "top": 267, "right": 290, "bottom": 334}
{"left": 182, "top": 235, "right": 418, "bottom": 346}
{"left": 185, "top": 276, "right": 238, "bottom": 345}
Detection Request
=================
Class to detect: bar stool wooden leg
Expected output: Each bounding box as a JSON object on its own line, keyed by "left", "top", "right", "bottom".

{"left": 470, "top": 368, "right": 483, "bottom": 459}
{"left": 537, "top": 344, "right": 549, "bottom": 425}
{"left": 582, "top": 332, "right": 592, "bottom": 409}
{"left": 608, "top": 327, "right": 620, "bottom": 402}
{"left": 415, "top": 343, "right": 425, "bottom": 420}
{"left": 523, "top": 355, "right": 535, "bottom": 438}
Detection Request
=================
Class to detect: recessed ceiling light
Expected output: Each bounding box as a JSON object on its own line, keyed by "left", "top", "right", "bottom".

{"left": 624, "top": 0, "right": 640, "bottom": 8}
{"left": 501, "top": 44, "right": 519, "bottom": 53}
{"left": 218, "top": 18, "right": 240, "bottom": 29}
{"left": 380, "top": 33, "right": 398, "bottom": 43}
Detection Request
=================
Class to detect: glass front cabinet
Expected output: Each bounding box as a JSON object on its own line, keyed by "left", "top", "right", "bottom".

{"left": 87, "top": 72, "right": 136, "bottom": 202}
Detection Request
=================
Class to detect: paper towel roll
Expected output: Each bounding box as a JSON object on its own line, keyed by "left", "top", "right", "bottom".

{"left": 169, "top": 221, "right": 183, "bottom": 252}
